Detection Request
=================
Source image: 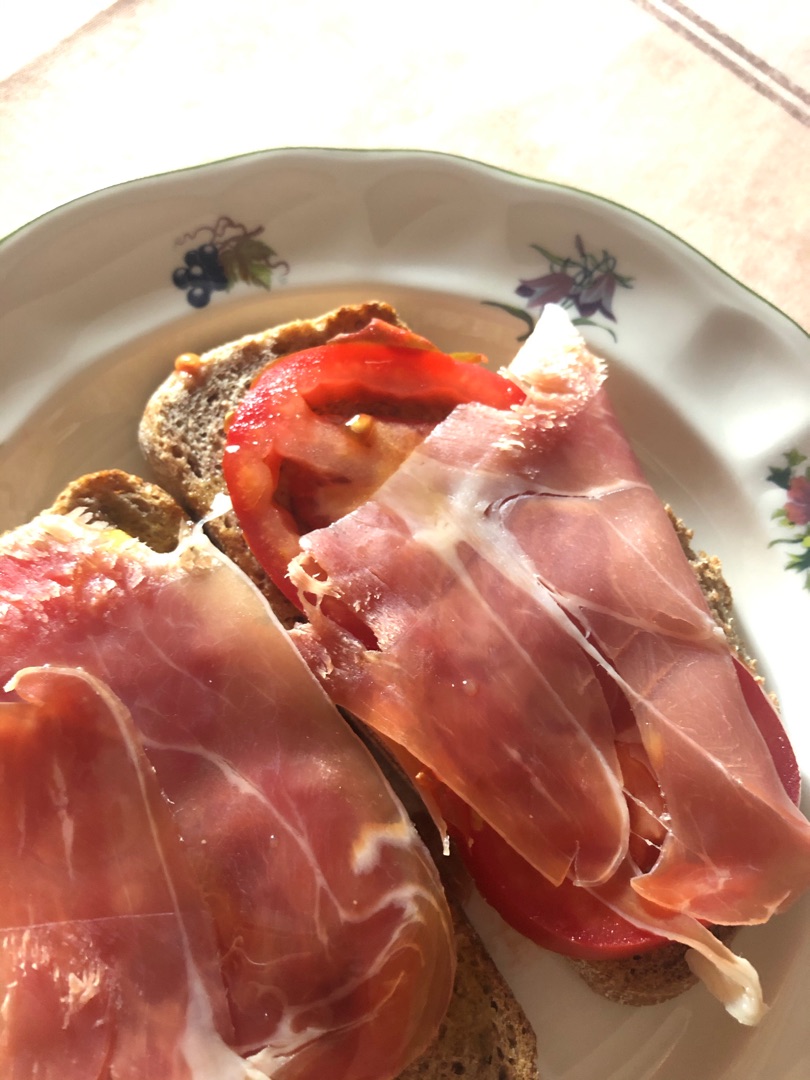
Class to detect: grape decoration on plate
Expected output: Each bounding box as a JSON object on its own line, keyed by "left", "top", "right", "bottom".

{"left": 171, "top": 217, "right": 289, "bottom": 308}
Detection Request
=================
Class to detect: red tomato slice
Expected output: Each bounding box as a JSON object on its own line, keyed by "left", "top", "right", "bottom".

{"left": 733, "top": 656, "right": 800, "bottom": 804}
{"left": 426, "top": 658, "right": 800, "bottom": 961}
{"left": 449, "top": 811, "right": 667, "bottom": 960}
{"left": 223, "top": 322, "right": 525, "bottom": 608}
{"left": 425, "top": 761, "right": 668, "bottom": 960}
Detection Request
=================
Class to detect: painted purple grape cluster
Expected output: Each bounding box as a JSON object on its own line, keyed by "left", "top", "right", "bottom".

{"left": 172, "top": 243, "right": 228, "bottom": 308}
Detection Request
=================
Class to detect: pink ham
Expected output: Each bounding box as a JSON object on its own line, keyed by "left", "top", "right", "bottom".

{"left": 289, "top": 305, "right": 810, "bottom": 1022}
{"left": 0, "top": 666, "right": 246, "bottom": 1080}
{"left": 290, "top": 335, "right": 630, "bottom": 890}
{"left": 501, "top": 396, "right": 810, "bottom": 926}
{"left": 0, "top": 517, "right": 454, "bottom": 1078}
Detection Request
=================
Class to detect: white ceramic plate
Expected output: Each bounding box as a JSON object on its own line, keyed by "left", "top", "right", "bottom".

{"left": 1, "top": 148, "right": 809, "bottom": 1080}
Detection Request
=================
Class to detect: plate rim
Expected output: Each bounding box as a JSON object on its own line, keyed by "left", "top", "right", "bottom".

{"left": 1, "top": 144, "right": 807, "bottom": 344}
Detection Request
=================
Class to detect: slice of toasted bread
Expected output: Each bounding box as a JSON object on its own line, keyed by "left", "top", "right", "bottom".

{"left": 137, "top": 301, "right": 757, "bottom": 1010}
{"left": 47, "top": 467, "right": 540, "bottom": 1080}
{"left": 400, "top": 895, "right": 538, "bottom": 1080}
{"left": 139, "top": 300, "right": 406, "bottom": 628}
{"left": 49, "top": 471, "right": 189, "bottom": 553}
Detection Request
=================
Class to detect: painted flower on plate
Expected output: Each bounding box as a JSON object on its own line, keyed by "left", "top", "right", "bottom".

{"left": 516, "top": 272, "right": 574, "bottom": 309}
{"left": 767, "top": 449, "right": 810, "bottom": 589}
{"left": 786, "top": 475, "right": 810, "bottom": 527}
{"left": 488, "top": 235, "right": 633, "bottom": 341}
{"left": 574, "top": 270, "right": 619, "bottom": 321}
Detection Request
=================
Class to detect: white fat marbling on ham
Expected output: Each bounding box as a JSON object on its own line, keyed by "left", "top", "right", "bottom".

{"left": 0, "top": 666, "right": 253, "bottom": 1080}
{"left": 289, "top": 305, "right": 810, "bottom": 1022}
{"left": 0, "top": 518, "right": 454, "bottom": 1079}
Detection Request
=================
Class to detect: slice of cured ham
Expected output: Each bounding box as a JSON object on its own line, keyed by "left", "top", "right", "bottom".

{"left": 0, "top": 516, "right": 454, "bottom": 1079}
{"left": 289, "top": 305, "right": 810, "bottom": 1022}
{"left": 0, "top": 666, "right": 253, "bottom": 1080}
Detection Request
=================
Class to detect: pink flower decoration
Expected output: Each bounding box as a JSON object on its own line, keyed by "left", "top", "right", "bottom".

{"left": 786, "top": 475, "right": 810, "bottom": 526}
{"left": 575, "top": 272, "right": 618, "bottom": 321}
{"left": 516, "top": 272, "right": 574, "bottom": 308}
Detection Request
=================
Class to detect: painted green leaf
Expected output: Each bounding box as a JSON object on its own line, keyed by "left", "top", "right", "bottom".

{"left": 220, "top": 238, "right": 277, "bottom": 290}
{"left": 767, "top": 464, "right": 793, "bottom": 490}
{"left": 481, "top": 301, "right": 536, "bottom": 341}
{"left": 572, "top": 316, "right": 617, "bottom": 342}
{"left": 529, "top": 243, "right": 565, "bottom": 265}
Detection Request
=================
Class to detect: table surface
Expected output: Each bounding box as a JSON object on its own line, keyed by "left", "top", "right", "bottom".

{"left": 1, "top": 0, "right": 808, "bottom": 332}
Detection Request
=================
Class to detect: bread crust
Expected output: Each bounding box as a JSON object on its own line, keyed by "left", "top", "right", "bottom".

{"left": 137, "top": 300, "right": 763, "bottom": 1014}
{"left": 49, "top": 470, "right": 189, "bottom": 553}
{"left": 400, "top": 896, "right": 539, "bottom": 1080}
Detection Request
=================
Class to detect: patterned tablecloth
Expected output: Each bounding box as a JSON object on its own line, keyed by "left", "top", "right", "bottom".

{"left": 0, "top": 0, "right": 807, "bottom": 330}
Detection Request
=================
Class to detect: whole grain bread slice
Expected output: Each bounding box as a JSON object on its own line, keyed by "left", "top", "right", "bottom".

{"left": 50, "top": 470, "right": 188, "bottom": 553}
{"left": 47, "top": 466, "right": 540, "bottom": 1080}
{"left": 137, "top": 300, "right": 760, "bottom": 1010}
{"left": 139, "top": 300, "right": 407, "bottom": 627}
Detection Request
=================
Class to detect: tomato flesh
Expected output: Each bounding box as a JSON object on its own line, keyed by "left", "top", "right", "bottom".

{"left": 734, "top": 656, "right": 800, "bottom": 804}
{"left": 224, "top": 326, "right": 524, "bottom": 608}
{"left": 451, "top": 814, "right": 667, "bottom": 959}
{"left": 425, "top": 657, "right": 800, "bottom": 960}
